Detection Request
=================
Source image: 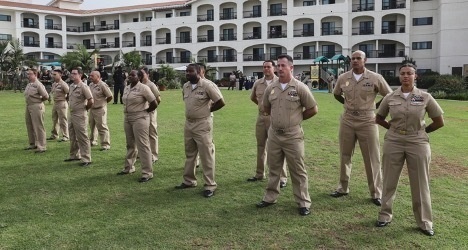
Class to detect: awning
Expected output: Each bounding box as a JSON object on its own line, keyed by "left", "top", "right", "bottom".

{"left": 174, "top": 66, "right": 187, "bottom": 71}
{"left": 313, "top": 56, "right": 330, "bottom": 63}
{"left": 331, "top": 54, "right": 346, "bottom": 61}
{"left": 41, "top": 61, "right": 61, "bottom": 66}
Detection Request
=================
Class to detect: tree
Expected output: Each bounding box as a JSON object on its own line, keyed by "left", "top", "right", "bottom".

{"left": 60, "top": 44, "right": 99, "bottom": 73}
{"left": 157, "top": 64, "right": 182, "bottom": 89}
{"left": 121, "top": 50, "right": 142, "bottom": 71}
{"left": 402, "top": 55, "right": 416, "bottom": 66}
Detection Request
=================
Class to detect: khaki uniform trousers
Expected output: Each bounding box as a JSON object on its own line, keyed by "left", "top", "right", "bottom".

{"left": 69, "top": 110, "right": 91, "bottom": 162}
{"left": 89, "top": 106, "right": 110, "bottom": 149}
{"left": 149, "top": 110, "right": 159, "bottom": 162}
{"left": 378, "top": 130, "right": 433, "bottom": 231}
{"left": 25, "top": 103, "right": 47, "bottom": 151}
{"left": 183, "top": 116, "right": 216, "bottom": 191}
{"left": 263, "top": 126, "right": 311, "bottom": 208}
{"left": 255, "top": 114, "right": 288, "bottom": 182}
{"left": 51, "top": 100, "right": 69, "bottom": 140}
{"left": 336, "top": 113, "right": 382, "bottom": 199}
{"left": 123, "top": 114, "right": 153, "bottom": 178}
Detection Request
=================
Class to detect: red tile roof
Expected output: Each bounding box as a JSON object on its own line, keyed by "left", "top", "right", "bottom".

{"left": 0, "top": 0, "right": 191, "bottom": 15}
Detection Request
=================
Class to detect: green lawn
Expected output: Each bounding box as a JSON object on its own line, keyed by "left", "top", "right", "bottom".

{"left": 0, "top": 89, "right": 466, "bottom": 249}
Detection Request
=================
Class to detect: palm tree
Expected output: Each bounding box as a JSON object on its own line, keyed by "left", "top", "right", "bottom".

{"left": 7, "top": 39, "right": 36, "bottom": 69}
{"left": 121, "top": 50, "right": 142, "bottom": 71}
{"left": 60, "top": 44, "right": 99, "bottom": 73}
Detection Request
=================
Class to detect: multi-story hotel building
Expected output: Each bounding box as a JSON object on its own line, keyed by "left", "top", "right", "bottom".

{"left": 1, "top": 0, "right": 467, "bottom": 79}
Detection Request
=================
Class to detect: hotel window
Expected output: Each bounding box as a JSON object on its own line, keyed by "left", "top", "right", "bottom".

{"left": 0, "top": 34, "right": 12, "bottom": 40}
{"left": 322, "top": 0, "right": 335, "bottom": 4}
{"left": 412, "top": 41, "right": 432, "bottom": 50}
{"left": 180, "top": 11, "right": 190, "bottom": 17}
{"left": 166, "top": 13, "right": 172, "bottom": 18}
{"left": 145, "top": 17, "right": 152, "bottom": 21}
{"left": 270, "top": 3, "right": 283, "bottom": 16}
{"left": 0, "top": 14, "right": 11, "bottom": 22}
{"left": 413, "top": 17, "right": 433, "bottom": 26}
{"left": 133, "top": 18, "right": 138, "bottom": 22}
{"left": 303, "top": 1, "right": 315, "bottom": 6}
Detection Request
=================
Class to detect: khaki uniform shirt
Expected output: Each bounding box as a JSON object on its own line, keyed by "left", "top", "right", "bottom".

{"left": 51, "top": 80, "right": 69, "bottom": 102}
{"left": 89, "top": 81, "right": 113, "bottom": 108}
{"left": 333, "top": 68, "right": 392, "bottom": 111}
{"left": 69, "top": 81, "right": 93, "bottom": 113}
{"left": 251, "top": 75, "right": 278, "bottom": 114}
{"left": 24, "top": 79, "right": 49, "bottom": 105}
{"left": 377, "top": 87, "right": 444, "bottom": 132}
{"left": 142, "top": 79, "right": 161, "bottom": 107}
{"left": 183, "top": 78, "right": 223, "bottom": 120}
{"left": 122, "top": 82, "right": 155, "bottom": 116}
{"left": 263, "top": 77, "right": 317, "bottom": 129}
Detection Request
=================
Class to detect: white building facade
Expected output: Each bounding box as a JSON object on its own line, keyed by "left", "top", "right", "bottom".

{"left": 1, "top": 0, "right": 467, "bottom": 78}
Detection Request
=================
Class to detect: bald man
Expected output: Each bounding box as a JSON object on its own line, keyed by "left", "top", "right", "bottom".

{"left": 88, "top": 70, "right": 113, "bottom": 151}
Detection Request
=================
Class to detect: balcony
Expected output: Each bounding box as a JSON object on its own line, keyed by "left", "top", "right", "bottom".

{"left": 365, "top": 49, "right": 404, "bottom": 58}
{"left": 22, "top": 40, "right": 40, "bottom": 47}
{"left": 317, "top": 51, "right": 342, "bottom": 58}
{"left": 142, "top": 58, "right": 152, "bottom": 65}
{"left": 243, "top": 54, "right": 265, "bottom": 62}
{"left": 197, "top": 56, "right": 219, "bottom": 63}
{"left": 293, "top": 52, "right": 317, "bottom": 60}
{"left": 45, "top": 24, "right": 62, "bottom": 30}
{"left": 122, "top": 41, "right": 135, "bottom": 47}
{"left": 219, "top": 55, "right": 236, "bottom": 62}
{"left": 98, "top": 42, "right": 117, "bottom": 48}
{"left": 352, "top": 4, "right": 375, "bottom": 12}
{"left": 170, "top": 57, "right": 191, "bottom": 64}
{"left": 220, "top": 12, "right": 237, "bottom": 20}
{"left": 381, "top": 25, "right": 405, "bottom": 34}
{"left": 156, "top": 38, "right": 171, "bottom": 44}
{"left": 219, "top": 34, "right": 237, "bottom": 41}
{"left": 322, "top": 27, "right": 343, "bottom": 36}
{"left": 382, "top": 1, "right": 406, "bottom": 10}
{"left": 293, "top": 29, "right": 314, "bottom": 37}
{"left": 197, "top": 14, "right": 214, "bottom": 22}
{"left": 197, "top": 35, "right": 214, "bottom": 43}
{"left": 21, "top": 21, "right": 39, "bottom": 29}
{"left": 141, "top": 40, "right": 152, "bottom": 46}
{"left": 243, "top": 10, "right": 261, "bottom": 18}
{"left": 243, "top": 32, "right": 261, "bottom": 40}
{"left": 95, "top": 24, "right": 119, "bottom": 31}
{"left": 176, "top": 37, "right": 192, "bottom": 43}
{"left": 269, "top": 30, "right": 287, "bottom": 39}
{"left": 156, "top": 57, "right": 173, "bottom": 64}
{"left": 45, "top": 42, "right": 63, "bottom": 48}
{"left": 268, "top": 8, "right": 287, "bottom": 16}
{"left": 352, "top": 28, "right": 374, "bottom": 35}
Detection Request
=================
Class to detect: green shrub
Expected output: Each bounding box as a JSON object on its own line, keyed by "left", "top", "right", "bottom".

{"left": 447, "top": 91, "right": 468, "bottom": 101}
{"left": 430, "top": 90, "right": 447, "bottom": 99}
{"left": 428, "top": 75, "right": 466, "bottom": 94}
{"left": 383, "top": 76, "right": 400, "bottom": 86}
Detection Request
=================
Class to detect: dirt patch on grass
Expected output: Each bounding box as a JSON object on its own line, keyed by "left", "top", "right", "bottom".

{"left": 430, "top": 155, "right": 468, "bottom": 179}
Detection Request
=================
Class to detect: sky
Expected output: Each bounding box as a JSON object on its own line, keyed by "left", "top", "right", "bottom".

{"left": 32, "top": 0, "right": 174, "bottom": 9}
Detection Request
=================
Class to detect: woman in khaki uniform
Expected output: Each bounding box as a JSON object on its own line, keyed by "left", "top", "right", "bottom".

{"left": 375, "top": 64, "right": 444, "bottom": 236}
{"left": 140, "top": 67, "right": 161, "bottom": 163}
{"left": 117, "top": 70, "right": 157, "bottom": 182}
{"left": 24, "top": 68, "right": 49, "bottom": 153}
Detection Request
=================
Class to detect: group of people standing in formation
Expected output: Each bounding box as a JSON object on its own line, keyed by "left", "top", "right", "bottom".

{"left": 21, "top": 50, "right": 444, "bottom": 236}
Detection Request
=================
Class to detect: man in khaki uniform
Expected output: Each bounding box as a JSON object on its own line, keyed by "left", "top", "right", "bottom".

{"left": 24, "top": 68, "right": 49, "bottom": 153}
{"left": 247, "top": 60, "right": 288, "bottom": 188}
{"left": 65, "top": 68, "right": 94, "bottom": 166}
{"left": 331, "top": 50, "right": 393, "bottom": 206}
{"left": 88, "top": 70, "right": 113, "bottom": 151}
{"left": 140, "top": 67, "right": 161, "bottom": 162}
{"left": 175, "top": 64, "right": 225, "bottom": 198}
{"left": 256, "top": 55, "right": 318, "bottom": 216}
{"left": 47, "top": 69, "right": 69, "bottom": 142}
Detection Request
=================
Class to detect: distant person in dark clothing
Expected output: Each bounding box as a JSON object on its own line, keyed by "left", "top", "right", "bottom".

{"left": 239, "top": 76, "right": 245, "bottom": 90}
{"left": 113, "top": 66, "right": 125, "bottom": 104}
{"left": 98, "top": 64, "right": 109, "bottom": 83}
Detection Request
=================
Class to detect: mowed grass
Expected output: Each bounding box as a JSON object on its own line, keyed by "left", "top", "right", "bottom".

{"left": 0, "top": 89, "right": 467, "bottom": 249}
